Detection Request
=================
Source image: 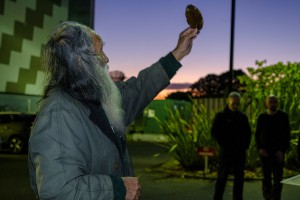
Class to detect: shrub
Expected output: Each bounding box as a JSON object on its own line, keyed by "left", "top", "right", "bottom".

{"left": 157, "top": 101, "right": 217, "bottom": 171}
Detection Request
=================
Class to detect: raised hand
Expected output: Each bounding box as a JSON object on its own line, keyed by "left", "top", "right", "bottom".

{"left": 172, "top": 28, "right": 198, "bottom": 61}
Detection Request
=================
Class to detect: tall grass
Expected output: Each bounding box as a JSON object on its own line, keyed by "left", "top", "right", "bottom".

{"left": 157, "top": 101, "right": 217, "bottom": 170}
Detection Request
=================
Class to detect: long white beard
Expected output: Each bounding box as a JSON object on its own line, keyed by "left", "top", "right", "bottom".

{"left": 97, "top": 64, "right": 126, "bottom": 134}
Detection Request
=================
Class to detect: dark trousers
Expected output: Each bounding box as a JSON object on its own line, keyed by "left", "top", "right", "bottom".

{"left": 260, "top": 155, "right": 284, "bottom": 200}
{"left": 213, "top": 151, "right": 246, "bottom": 200}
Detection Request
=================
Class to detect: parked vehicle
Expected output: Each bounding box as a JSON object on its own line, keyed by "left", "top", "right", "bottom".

{"left": 0, "top": 112, "right": 36, "bottom": 153}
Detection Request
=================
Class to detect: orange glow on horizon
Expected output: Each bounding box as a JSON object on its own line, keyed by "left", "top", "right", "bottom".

{"left": 154, "top": 88, "right": 190, "bottom": 100}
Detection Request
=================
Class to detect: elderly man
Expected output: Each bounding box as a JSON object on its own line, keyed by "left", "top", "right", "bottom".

{"left": 28, "top": 21, "right": 198, "bottom": 200}
{"left": 256, "top": 95, "right": 290, "bottom": 200}
{"left": 211, "top": 92, "right": 252, "bottom": 200}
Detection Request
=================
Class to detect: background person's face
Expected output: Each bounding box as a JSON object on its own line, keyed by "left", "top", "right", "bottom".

{"left": 228, "top": 97, "right": 240, "bottom": 112}
{"left": 266, "top": 97, "right": 278, "bottom": 112}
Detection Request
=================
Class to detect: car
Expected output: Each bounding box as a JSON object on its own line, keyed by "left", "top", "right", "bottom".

{"left": 0, "top": 112, "right": 36, "bottom": 153}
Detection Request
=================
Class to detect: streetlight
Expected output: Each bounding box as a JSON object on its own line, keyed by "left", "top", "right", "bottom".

{"left": 229, "top": 0, "right": 235, "bottom": 93}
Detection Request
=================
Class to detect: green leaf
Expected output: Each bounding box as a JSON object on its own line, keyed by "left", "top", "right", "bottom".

{"left": 169, "top": 144, "right": 178, "bottom": 153}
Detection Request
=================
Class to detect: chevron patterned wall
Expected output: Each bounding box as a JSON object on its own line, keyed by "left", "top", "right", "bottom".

{"left": 0, "top": 0, "right": 69, "bottom": 95}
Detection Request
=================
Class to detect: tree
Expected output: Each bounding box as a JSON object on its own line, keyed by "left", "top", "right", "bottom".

{"left": 190, "top": 69, "right": 246, "bottom": 98}
{"left": 166, "top": 91, "right": 192, "bottom": 102}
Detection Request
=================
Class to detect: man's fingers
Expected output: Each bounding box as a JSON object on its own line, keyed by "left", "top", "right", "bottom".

{"left": 180, "top": 27, "right": 193, "bottom": 36}
{"left": 136, "top": 188, "right": 141, "bottom": 200}
{"left": 181, "top": 27, "right": 198, "bottom": 37}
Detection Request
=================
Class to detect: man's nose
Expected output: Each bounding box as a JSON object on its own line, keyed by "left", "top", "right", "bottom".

{"left": 99, "top": 52, "right": 109, "bottom": 64}
{"left": 102, "top": 53, "right": 109, "bottom": 63}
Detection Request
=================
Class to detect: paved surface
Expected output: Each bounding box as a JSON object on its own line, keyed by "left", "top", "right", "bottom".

{"left": 0, "top": 152, "right": 34, "bottom": 200}
{"left": 0, "top": 141, "right": 299, "bottom": 200}
{"left": 129, "top": 141, "right": 300, "bottom": 200}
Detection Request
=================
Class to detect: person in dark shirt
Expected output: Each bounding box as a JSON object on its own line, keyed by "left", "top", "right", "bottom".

{"left": 255, "top": 95, "right": 290, "bottom": 200}
{"left": 211, "top": 92, "right": 252, "bottom": 200}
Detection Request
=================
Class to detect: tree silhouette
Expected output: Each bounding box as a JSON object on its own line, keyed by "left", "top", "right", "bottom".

{"left": 166, "top": 91, "right": 192, "bottom": 102}
{"left": 190, "top": 69, "right": 246, "bottom": 98}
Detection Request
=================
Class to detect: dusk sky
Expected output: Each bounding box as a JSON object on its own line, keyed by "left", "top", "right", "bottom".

{"left": 94, "top": 0, "right": 300, "bottom": 84}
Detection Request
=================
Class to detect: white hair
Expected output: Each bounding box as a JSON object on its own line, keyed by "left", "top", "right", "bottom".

{"left": 228, "top": 91, "right": 241, "bottom": 99}
{"left": 97, "top": 62, "right": 125, "bottom": 133}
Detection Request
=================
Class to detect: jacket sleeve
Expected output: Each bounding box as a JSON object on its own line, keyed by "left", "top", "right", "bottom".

{"left": 29, "top": 109, "right": 122, "bottom": 200}
{"left": 280, "top": 113, "right": 291, "bottom": 153}
{"left": 211, "top": 113, "right": 223, "bottom": 145}
{"left": 243, "top": 115, "right": 252, "bottom": 149}
{"left": 117, "top": 52, "right": 181, "bottom": 126}
{"left": 255, "top": 115, "right": 263, "bottom": 150}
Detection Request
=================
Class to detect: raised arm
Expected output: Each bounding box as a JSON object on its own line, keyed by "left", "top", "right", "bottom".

{"left": 118, "top": 28, "right": 198, "bottom": 125}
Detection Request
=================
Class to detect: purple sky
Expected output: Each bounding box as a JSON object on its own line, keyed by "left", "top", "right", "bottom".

{"left": 94, "top": 0, "right": 300, "bottom": 84}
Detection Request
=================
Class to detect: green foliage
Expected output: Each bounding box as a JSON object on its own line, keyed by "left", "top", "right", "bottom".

{"left": 157, "top": 101, "right": 216, "bottom": 170}
{"left": 158, "top": 61, "right": 300, "bottom": 172}
{"left": 238, "top": 61, "right": 300, "bottom": 169}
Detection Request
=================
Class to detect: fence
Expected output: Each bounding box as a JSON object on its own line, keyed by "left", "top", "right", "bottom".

{"left": 195, "top": 97, "right": 227, "bottom": 118}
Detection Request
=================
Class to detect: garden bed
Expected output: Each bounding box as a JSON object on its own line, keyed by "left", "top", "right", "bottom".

{"left": 146, "top": 159, "right": 300, "bottom": 181}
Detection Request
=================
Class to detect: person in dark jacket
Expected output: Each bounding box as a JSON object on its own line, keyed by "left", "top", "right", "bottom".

{"left": 255, "top": 95, "right": 290, "bottom": 200}
{"left": 28, "top": 21, "right": 199, "bottom": 200}
{"left": 211, "top": 92, "right": 252, "bottom": 200}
